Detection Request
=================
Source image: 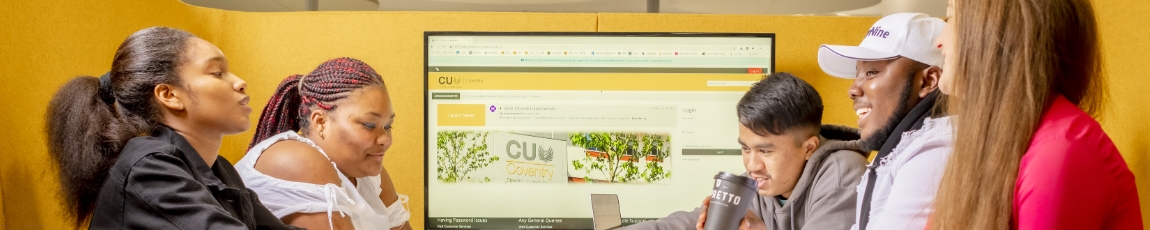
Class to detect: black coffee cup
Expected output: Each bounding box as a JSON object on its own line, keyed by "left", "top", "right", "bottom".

{"left": 704, "top": 171, "right": 757, "bottom": 230}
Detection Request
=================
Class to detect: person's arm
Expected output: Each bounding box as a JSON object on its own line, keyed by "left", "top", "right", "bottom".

{"left": 864, "top": 137, "right": 950, "bottom": 230}
{"left": 375, "top": 167, "right": 412, "bottom": 230}
{"left": 247, "top": 189, "right": 306, "bottom": 230}
{"left": 125, "top": 153, "right": 248, "bottom": 230}
{"left": 378, "top": 167, "right": 411, "bottom": 229}
{"left": 1014, "top": 135, "right": 1111, "bottom": 230}
{"left": 257, "top": 140, "right": 355, "bottom": 230}
{"left": 378, "top": 166, "right": 400, "bottom": 204}
{"left": 800, "top": 150, "right": 866, "bottom": 230}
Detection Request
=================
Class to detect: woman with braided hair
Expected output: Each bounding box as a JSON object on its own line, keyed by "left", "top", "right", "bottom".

{"left": 236, "top": 57, "right": 412, "bottom": 230}
{"left": 45, "top": 27, "right": 297, "bottom": 229}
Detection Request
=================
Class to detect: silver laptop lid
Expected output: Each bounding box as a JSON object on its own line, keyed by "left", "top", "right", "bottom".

{"left": 590, "top": 194, "right": 623, "bottom": 230}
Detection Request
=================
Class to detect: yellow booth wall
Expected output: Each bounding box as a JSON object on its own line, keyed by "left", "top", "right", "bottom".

{"left": 0, "top": 1, "right": 220, "bottom": 230}
{"left": 1, "top": 0, "right": 1146, "bottom": 229}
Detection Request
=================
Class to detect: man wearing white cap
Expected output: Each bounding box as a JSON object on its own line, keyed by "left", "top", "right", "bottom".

{"left": 818, "top": 13, "right": 953, "bottom": 230}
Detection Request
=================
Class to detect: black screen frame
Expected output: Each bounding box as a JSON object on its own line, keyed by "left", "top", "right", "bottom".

{"left": 423, "top": 31, "right": 776, "bottom": 230}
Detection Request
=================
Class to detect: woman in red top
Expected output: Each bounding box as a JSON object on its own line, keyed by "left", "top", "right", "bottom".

{"left": 927, "top": 0, "right": 1143, "bottom": 229}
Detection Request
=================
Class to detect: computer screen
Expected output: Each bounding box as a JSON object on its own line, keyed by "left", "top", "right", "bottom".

{"left": 425, "top": 32, "right": 775, "bottom": 230}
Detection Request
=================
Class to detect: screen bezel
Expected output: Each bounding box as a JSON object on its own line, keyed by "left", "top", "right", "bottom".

{"left": 423, "top": 31, "right": 777, "bottom": 230}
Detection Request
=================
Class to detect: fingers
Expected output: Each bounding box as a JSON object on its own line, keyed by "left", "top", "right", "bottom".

{"left": 697, "top": 196, "right": 710, "bottom": 230}
{"left": 739, "top": 210, "right": 765, "bottom": 230}
{"left": 696, "top": 210, "right": 707, "bottom": 230}
{"left": 738, "top": 210, "right": 751, "bottom": 230}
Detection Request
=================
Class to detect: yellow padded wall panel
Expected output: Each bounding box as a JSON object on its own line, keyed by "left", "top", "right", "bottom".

{"left": 598, "top": 13, "right": 876, "bottom": 133}
{"left": 1095, "top": 0, "right": 1150, "bottom": 226}
{"left": 2, "top": 0, "right": 1148, "bottom": 229}
{"left": 0, "top": 0, "right": 223, "bottom": 229}
{"left": 215, "top": 11, "right": 598, "bottom": 230}
{"left": 0, "top": 182, "right": 4, "bottom": 230}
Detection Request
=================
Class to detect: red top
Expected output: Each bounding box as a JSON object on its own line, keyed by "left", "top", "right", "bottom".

{"left": 1014, "top": 95, "right": 1143, "bottom": 229}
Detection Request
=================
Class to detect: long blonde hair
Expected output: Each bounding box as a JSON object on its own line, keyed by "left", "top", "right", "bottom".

{"left": 929, "top": 0, "right": 1105, "bottom": 229}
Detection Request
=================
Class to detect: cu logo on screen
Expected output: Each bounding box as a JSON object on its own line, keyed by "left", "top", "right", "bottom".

{"left": 437, "top": 76, "right": 457, "bottom": 85}
{"left": 506, "top": 140, "right": 555, "bottom": 162}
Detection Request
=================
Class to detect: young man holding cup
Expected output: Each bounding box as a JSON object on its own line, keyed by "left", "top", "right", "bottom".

{"left": 627, "top": 72, "right": 867, "bottom": 230}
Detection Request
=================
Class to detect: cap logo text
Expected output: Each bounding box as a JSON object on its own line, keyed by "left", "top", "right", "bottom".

{"left": 868, "top": 26, "right": 891, "bottom": 38}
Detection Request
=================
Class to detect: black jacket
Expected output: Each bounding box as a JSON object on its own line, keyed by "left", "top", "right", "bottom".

{"left": 90, "top": 126, "right": 299, "bottom": 230}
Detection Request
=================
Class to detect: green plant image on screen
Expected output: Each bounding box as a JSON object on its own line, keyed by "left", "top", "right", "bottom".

{"left": 437, "top": 131, "right": 500, "bottom": 183}
{"left": 569, "top": 132, "right": 671, "bottom": 183}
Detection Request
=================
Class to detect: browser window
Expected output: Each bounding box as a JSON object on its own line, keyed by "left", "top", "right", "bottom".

{"left": 425, "top": 33, "right": 775, "bottom": 230}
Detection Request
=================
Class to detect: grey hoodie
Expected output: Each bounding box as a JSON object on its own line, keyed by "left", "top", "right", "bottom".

{"left": 625, "top": 125, "right": 868, "bottom": 230}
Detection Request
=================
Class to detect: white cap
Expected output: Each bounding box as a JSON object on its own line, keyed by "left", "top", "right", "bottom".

{"left": 818, "top": 13, "right": 945, "bottom": 78}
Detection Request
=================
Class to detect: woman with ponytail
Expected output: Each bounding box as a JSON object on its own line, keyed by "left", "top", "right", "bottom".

{"left": 928, "top": 0, "right": 1142, "bottom": 229}
{"left": 45, "top": 27, "right": 296, "bottom": 229}
{"left": 237, "top": 57, "right": 411, "bottom": 230}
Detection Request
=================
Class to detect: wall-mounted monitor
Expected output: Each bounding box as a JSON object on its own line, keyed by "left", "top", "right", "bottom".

{"left": 425, "top": 32, "right": 775, "bottom": 230}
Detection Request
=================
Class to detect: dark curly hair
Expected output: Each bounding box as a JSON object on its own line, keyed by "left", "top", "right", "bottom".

{"left": 45, "top": 27, "right": 196, "bottom": 226}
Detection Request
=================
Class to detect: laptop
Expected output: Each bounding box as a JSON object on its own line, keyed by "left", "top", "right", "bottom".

{"left": 590, "top": 194, "right": 623, "bottom": 230}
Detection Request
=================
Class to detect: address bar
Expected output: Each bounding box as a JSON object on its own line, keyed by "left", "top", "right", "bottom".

{"left": 706, "top": 81, "right": 756, "bottom": 87}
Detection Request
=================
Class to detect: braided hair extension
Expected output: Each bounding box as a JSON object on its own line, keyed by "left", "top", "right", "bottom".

{"left": 249, "top": 57, "right": 385, "bottom": 149}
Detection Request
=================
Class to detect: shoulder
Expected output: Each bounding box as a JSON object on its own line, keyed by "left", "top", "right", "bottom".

{"left": 1031, "top": 96, "right": 1108, "bottom": 146}
{"left": 1030, "top": 100, "right": 1109, "bottom": 150}
{"left": 120, "top": 136, "right": 179, "bottom": 160}
{"left": 816, "top": 149, "right": 868, "bottom": 187}
{"left": 822, "top": 149, "right": 868, "bottom": 171}
{"left": 112, "top": 136, "right": 188, "bottom": 174}
{"left": 919, "top": 116, "right": 954, "bottom": 140}
{"left": 111, "top": 142, "right": 201, "bottom": 193}
{"left": 254, "top": 140, "right": 342, "bottom": 185}
{"left": 904, "top": 116, "right": 955, "bottom": 152}
{"left": 897, "top": 117, "right": 955, "bottom": 161}
{"left": 1017, "top": 97, "right": 1128, "bottom": 193}
{"left": 884, "top": 117, "right": 954, "bottom": 168}
{"left": 1023, "top": 98, "right": 1119, "bottom": 173}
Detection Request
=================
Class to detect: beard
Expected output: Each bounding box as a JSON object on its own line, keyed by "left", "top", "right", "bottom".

{"left": 860, "top": 72, "right": 916, "bottom": 152}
